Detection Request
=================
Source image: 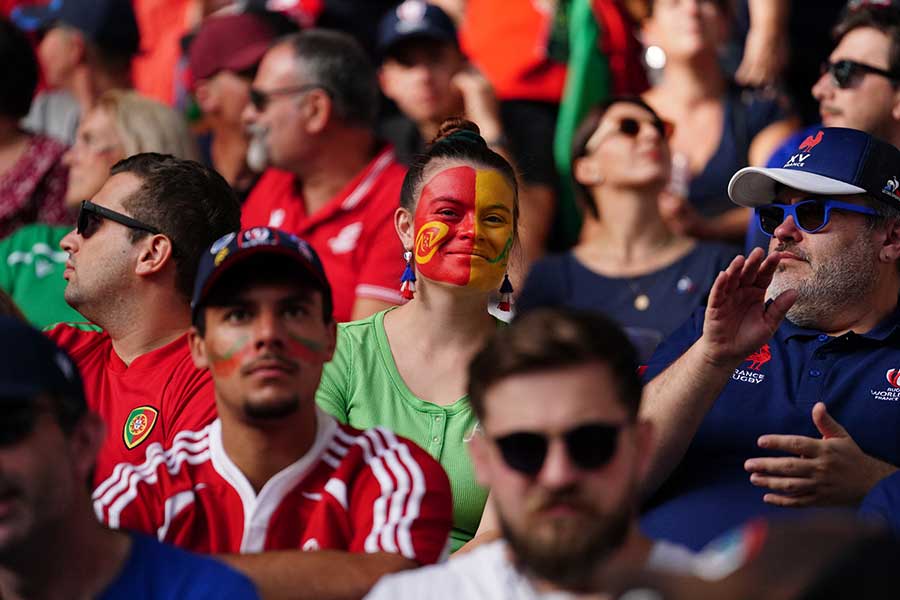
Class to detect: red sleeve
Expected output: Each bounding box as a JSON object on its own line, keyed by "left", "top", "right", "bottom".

{"left": 91, "top": 443, "right": 167, "bottom": 535}
{"left": 44, "top": 323, "right": 104, "bottom": 360}
{"left": 343, "top": 428, "right": 453, "bottom": 565}
{"left": 353, "top": 166, "right": 405, "bottom": 305}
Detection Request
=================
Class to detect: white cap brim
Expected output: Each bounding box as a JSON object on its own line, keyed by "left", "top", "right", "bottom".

{"left": 728, "top": 167, "right": 866, "bottom": 208}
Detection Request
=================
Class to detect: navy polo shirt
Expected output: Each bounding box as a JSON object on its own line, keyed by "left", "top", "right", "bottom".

{"left": 640, "top": 305, "right": 900, "bottom": 550}
{"left": 860, "top": 471, "right": 900, "bottom": 537}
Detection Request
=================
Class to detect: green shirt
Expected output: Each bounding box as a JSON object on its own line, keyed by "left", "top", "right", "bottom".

{"left": 0, "top": 224, "right": 85, "bottom": 327}
{"left": 316, "top": 309, "right": 488, "bottom": 553}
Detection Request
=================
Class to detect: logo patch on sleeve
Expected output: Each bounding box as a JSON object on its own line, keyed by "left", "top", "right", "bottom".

{"left": 123, "top": 406, "right": 159, "bottom": 449}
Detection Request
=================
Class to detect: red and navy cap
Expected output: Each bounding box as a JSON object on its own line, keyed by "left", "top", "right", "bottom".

{"left": 376, "top": 0, "right": 457, "bottom": 60}
{"left": 729, "top": 127, "right": 900, "bottom": 208}
{"left": 191, "top": 227, "right": 333, "bottom": 324}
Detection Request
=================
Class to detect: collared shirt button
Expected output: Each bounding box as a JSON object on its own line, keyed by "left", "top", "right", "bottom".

{"left": 817, "top": 334, "right": 828, "bottom": 342}
{"left": 432, "top": 436, "right": 440, "bottom": 444}
{"left": 434, "top": 415, "right": 442, "bottom": 422}
{"left": 809, "top": 369, "right": 822, "bottom": 377}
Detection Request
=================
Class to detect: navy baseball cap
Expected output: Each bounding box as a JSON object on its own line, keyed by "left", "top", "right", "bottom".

{"left": 0, "top": 316, "right": 86, "bottom": 437}
{"left": 191, "top": 227, "right": 333, "bottom": 324}
{"left": 729, "top": 127, "right": 900, "bottom": 208}
{"left": 376, "top": 0, "right": 457, "bottom": 59}
{"left": 12, "top": 0, "right": 140, "bottom": 56}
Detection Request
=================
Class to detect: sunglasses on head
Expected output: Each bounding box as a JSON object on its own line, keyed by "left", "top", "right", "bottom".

{"left": 76, "top": 200, "right": 161, "bottom": 240}
{"left": 614, "top": 116, "right": 674, "bottom": 139}
{"left": 248, "top": 83, "right": 328, "bottom": 112}
{"left": 755, "top": 198, "right": 878, "bottom": 237}
{"left": 821, "top": 59, "right": 900, "bottom": 89}
{"left": 492, "top": 422, "right": 623, "bottom": 477}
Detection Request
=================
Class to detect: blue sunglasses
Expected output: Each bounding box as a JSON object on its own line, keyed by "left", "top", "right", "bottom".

{"left": 755, "top": 198, "right": 878, "bottom": 237}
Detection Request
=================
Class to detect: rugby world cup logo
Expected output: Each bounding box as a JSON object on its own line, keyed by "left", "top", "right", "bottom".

{"left": 886, "top": 369, "right": 900, "bottom": 388}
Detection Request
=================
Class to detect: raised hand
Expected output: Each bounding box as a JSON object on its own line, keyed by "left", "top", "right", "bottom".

{"left": 745, "top": 402, "right": 898, "bottom": 507}
{"left": 698, "top": 247, "right": 797, "bottom": 367}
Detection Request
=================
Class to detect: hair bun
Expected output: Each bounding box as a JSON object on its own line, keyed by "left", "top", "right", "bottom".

{"left": 430, "top": 117, "right": 483, "bottom": 146}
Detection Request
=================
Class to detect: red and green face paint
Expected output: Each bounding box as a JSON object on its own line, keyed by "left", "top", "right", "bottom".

{"left": 413, "top": 165, "right": 514, "bottom": 291}
{"left": 209, "top": 332, "right": 329, "bottom": 377}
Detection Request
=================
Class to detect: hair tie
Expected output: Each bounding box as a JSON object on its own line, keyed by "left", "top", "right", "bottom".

{"left": 436, "top": 129, "right": 487, "bottom": 148}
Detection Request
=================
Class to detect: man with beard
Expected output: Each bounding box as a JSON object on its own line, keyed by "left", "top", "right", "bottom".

{"left": 640, "top": 127, "right": 900, "bottom": 551}
{"left": 93, "top": 227, "right": 453, "bottom": 599}
{"left": 366, "top": 308, "right": 701, "bottom": 599}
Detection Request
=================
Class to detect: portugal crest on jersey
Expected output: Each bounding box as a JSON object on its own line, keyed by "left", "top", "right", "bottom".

{"left": 123, "top": 406, "right": 159, "bottom": 450}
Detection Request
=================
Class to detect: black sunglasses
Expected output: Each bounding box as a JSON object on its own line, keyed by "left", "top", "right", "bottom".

{"left": 77, "top": 200, "right": 161, "bottom": 239}
{"left": 821, "top": 59, "right": 900, "bottom": 89}
{"left": 0, "top": 400, "right": 43, "bottom": 446}
{"left": 248, "top": 83, "right": 328, "bottom": 112}
{"left": 492, "top": 422, "right": 623, "bottom": 477}
{"left": 616, "top": 116, "right": 674, "bottom": 139}
{"left": 755, "top": 198, "right": 878, "bottom": 237}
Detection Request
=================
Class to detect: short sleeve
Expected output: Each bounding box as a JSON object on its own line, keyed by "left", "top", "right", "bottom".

{"left": 344, "top": 428, "right": 452, "bottom": 565}
{"left": 316, "top": 328, "right": 353, "bottom": 424}
{"left": 642, "top": 307, "right": 706, "bottom": 379}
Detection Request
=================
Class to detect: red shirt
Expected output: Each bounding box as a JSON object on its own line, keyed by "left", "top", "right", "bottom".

{"left": 93, "top": 412, "right": 453, "bottom": 564}
{"left": 241, "top": 147, "right": 406, "bottom": 322}
{"left": 47, "top": 325, "right": 215, "bottom": 487}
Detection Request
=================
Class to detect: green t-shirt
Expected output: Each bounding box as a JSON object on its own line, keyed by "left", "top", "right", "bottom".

{"left": 0, "top": 224, "right": 85, "bottom": 327}
{"left": 316, "top": 309, "right": 488, "bottom": 553}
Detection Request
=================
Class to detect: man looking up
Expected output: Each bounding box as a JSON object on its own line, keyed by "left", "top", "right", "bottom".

{"left": 241, "top": 29, "right": 407, "bottom": 322}
{"left": 0, "top": 317, "right": 260, "bottom": 600}
{"left": 368, "top": 308, "right": 700, "bottom": 598}
{"left": 50, "top": 153, "right": 241, "bottom": 486}
{"left": 93, "top": 227, "right": 453, "bottom": 600}
{"left": 641, "top": 128, "right": 900, "bottom": 550}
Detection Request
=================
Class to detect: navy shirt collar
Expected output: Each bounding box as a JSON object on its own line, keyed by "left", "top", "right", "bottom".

{"left": 780, "top": 300, "right": 900, "bottom": 342}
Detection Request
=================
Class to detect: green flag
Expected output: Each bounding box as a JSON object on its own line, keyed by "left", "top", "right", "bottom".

{"left": 553, "top": 0, "right": 610, "bottom": 246}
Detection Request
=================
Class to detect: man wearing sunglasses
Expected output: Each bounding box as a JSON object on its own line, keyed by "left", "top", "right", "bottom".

{"left": 0, "top": 317, "right": 260, "bottom": 599}
{"left": 367, "top": 309, "right": 709, "bottom": 598}
{"left": 47, "top": 153, "right": 241, "bottom": 489}
{"left": 240, "top": 29, "right": 407, "bottom": 323}
{"left": 640, "top": 127, "right": 900, "bottom": 551}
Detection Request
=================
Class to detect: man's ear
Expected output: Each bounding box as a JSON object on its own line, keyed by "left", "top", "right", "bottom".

{"left": 304, "top": 90, "right": 332, "bottom": 135}
{"left": 377, "top": 66, "right": 398, "bottom": 102}
{"left": 323, "top": 319, "right": 337, "bottom": 363}
{"left": 134, "top": 234, "right": 175, "bottom": 277}
{"left": 394, "top": 206, "right": 415, "bottom": 251}
{"left": 467, "top": 427, "right": 494, "bottom": 488}
{"left": 188, "top": 326, "right": 209, "bottom": 370}
{"left": 194, "top": 79, "right": 218, "bottom": 115}
{"left": 879, "top": 217, "right": 900, "bottom": 263}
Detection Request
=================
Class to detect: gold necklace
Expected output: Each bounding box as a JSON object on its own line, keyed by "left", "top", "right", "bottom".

{"left": 626, "top": 278, "right": 651, "bottom": 311}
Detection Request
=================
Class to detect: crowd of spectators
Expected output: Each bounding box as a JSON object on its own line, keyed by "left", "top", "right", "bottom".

{"left": 3, "top": 0, "right": 900, "bottom": 598}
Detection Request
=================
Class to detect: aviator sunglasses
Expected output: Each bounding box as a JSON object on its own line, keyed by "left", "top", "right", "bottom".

{"left": 755, "top": 198, "right": 878, "bottom": 237}
{"left": 77, "top": 200, "right": 161, "bottom": 239}
{"left": 492, "top": 422, "right": 623, "bottom": 476}
{"left": 821, "top": 59, "right": 900, "bottom": 89}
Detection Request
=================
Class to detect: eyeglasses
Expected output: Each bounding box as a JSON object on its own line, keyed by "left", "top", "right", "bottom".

{"left": 248, "top": 83, "right": 328, "bottom": 112}
{"left": 77, "top": 200, "right": 161, "bottom": 239}
{"left": 755, "top": 198, "right": 878, "bottom": 237}
{"left": 492, "top": 422, "right": 623, "bottom": 476}
{"left": 821, "top": 59, "right": 900, "bottom": 89}
{"left": 616, "top": 116, "right": 674, "bottom": 139}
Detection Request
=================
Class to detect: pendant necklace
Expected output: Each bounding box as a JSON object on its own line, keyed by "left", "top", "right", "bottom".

{"left": 627, "top": 278, "right": 651, "bottom": 311}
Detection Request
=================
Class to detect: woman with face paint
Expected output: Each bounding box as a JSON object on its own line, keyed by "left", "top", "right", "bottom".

{"left": 517, "top": 98, "right": 736, "bottom": 362}
{"left": 316, "top": 118, "right": 517, "bottom": 553}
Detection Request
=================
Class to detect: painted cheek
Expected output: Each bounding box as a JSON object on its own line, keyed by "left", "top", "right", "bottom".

{"left": 285, "top": 333, "right": 329, "bottom": 364}
{"left": 414, "top": 166, "right": 477, "bottom": 286}
{"left": 209, "top": 336, "right": 253, "bottom": 377}
{"left": 468, "top": 170, "right": 514, "bottom": 291}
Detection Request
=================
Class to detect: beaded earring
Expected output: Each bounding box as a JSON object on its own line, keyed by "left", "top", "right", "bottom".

{"left": 400, "top": 251, "right": 416, "bottom": 300}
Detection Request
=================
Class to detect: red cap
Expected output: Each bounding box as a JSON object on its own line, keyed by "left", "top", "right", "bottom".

{"left": 188, "top": 13, "right": 278, "bottom": 82}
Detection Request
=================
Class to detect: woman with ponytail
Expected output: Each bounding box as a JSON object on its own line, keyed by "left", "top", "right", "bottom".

{"left": 316, "top": 118, "right": 517, "bottom": 553}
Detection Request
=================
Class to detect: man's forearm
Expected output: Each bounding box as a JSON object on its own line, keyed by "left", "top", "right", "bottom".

{"left": 221, "top": 551, "right": 417, "bottom": 600}
{"left": 640, "top": 340, "right": 742, "bottom": 497}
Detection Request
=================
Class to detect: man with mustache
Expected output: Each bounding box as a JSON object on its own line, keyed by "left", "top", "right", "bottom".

{"left": 93, "top": 227, "right": 453, "bottom": 599}
{"left": 0, "top": 317, "right": 260, "bottom": 600}
{"left": 640, "top": 127, "right": 900, "bottom": 550}
{"left": 367, "top": 309, "right": 702, "bottom": 599}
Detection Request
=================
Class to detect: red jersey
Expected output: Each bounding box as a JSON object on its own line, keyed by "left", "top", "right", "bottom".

{"left": 47, "top": 325, "right": 216, "bottom": 487}
{"left": 93, "top": 411, "right": 453, "bottom": 565}
{"left": 241, "top": 146, "right": 406, "bottom": 322}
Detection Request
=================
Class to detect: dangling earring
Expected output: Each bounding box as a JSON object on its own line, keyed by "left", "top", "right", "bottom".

{"left": 497, "top": 273, "right": 513, "bottom": 311}
{"left": 400, "top": 250, "right": 416, "bottom": 300}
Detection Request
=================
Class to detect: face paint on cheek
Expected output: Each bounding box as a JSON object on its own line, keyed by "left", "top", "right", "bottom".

{"left": 467, "top": 169, "right": 515, "bottom": 292}
{"left": 210, "top": 336, "right": 253, "bottom": 377}
{"left": 286, "top": 333, "right": 329, "bottom": 364}
{"left": 413, "top": 166, "right": 478, "bottom": 286}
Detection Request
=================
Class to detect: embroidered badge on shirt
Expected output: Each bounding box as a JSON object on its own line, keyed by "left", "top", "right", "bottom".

{"left": 732, "top": 344, "right": 771, "bottom": 384}
{"left": 123, "top": 406, "right": 159, "bottom": 449}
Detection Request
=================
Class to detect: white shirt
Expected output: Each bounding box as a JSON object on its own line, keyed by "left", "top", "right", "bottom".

{"left": 365, "top": 539, "right": 699, "bottom": 600}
